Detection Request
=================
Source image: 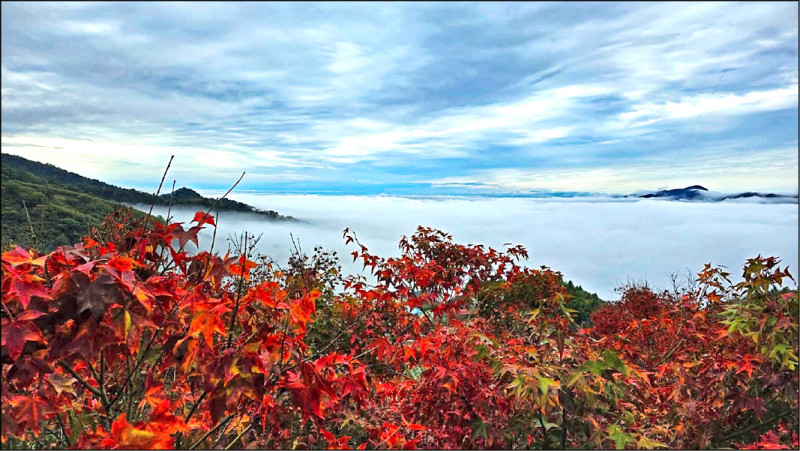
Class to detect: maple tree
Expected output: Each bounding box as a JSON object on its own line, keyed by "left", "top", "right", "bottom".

{"left": 1, "top": 205, "right": 797, "bottom": 449}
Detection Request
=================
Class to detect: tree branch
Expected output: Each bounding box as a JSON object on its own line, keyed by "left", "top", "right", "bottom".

{"left": 58, "top": 360, "right": 103, "bottom": 399}
{"left": 224, "top": 424, "right": 253, "bottom": 450}
{"left": 189, "top": 414, "right": 234, "bottom": 450}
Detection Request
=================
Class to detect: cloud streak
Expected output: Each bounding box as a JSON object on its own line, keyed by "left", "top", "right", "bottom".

{"left": 1, "top": 2, "right": 797, "bottom": 194}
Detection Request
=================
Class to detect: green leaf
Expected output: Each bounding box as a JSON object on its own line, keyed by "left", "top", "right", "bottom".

{"left": 471, "top": 418, "right": 489, "bottom": 440}
{"left": 636, "top": 436, "right": 668, "bottom": 449}
{"left": 606, "top": 424, "right": 635, "bottom": 450}
{"left": 583, "top": 359, "right": 607, "bottom": 376}
{"left": 537, "top": 376, "right": 559, "bottom": 395}
{"left": 602, "top": 350, "right": 630, "bottom": 377}
{"left": 508, "top": 374, "right": 528, "bottom": 398}
{"left": 475, "top": 345, "right": 490, "bottom": 361}
{"left": 566, "top": 371, "right": 584, "bottom": 388}
{"left": 533, "top": 417, "right": 560, "bottom": 431}
{"left": 537, "top": 375, "right": 560, "bottom": 408}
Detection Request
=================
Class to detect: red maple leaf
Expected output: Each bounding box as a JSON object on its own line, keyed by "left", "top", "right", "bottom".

{"left": 1, "top": 313, "right": 46, "bottom": 360}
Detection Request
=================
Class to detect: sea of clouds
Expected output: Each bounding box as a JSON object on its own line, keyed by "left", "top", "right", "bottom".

{"left": 132, "top": 194, "right": 799, "bottom": 300}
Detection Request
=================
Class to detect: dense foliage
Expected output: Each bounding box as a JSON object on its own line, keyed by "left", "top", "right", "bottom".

{"left": 562, "top": 280, "right": 604, "bottom": 326}
{"left": 1, "top": 169, "right": 136, "bottom": 253}
{"left": 1, "top": 208, "right": 797, "bottom": 450}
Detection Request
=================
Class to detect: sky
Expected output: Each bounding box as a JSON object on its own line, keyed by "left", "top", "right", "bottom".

{"left": 1, "top": 1, "right": 798, "bottom": 196}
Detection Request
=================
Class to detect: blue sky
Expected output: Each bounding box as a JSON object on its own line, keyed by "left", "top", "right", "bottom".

{"left": 1, "top": 1, "right": 798, "bottom": 195}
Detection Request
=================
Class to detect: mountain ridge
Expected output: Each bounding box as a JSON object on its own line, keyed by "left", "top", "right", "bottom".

{"left": 1, "top": 153, "right": 296, "bottom": 252}
{"left": 633, "top": 185, "right": 798, "bottom": 202}
{"left": 1, "top": 154, "right": 296, "bottom": 220}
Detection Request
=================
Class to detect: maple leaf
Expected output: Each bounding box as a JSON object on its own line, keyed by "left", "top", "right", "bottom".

{"left": 107, "top": 255, "right": 141, "bottom": 273}
{"left": 400, "top": 415, "right": 426, "bottom": 431}
{"left": 288, "top": 290, "right": 320, "bottom": 335}
{"left": 189, "top": 308, "right": 227, "bottom": 349}
{"left": 7, "top": 273, "right": 52, "bottom": 309}
{"left": 322, "top": 429, "right": 353, "bottom": 449}
{"left": 736, "top": 358, "right": 757, "bottom": 378}
{"left": 226, "top": 255, "right": 258, "bottom": 282}
{"left": 192, "top": 211, "right": 216, "bottom": 227}
{"left": 47, "top": 372, "right": 78, "bottom": 396}
{"left": 76, "top": 273, "right": 124, "bottom": 320}
{"left": 1, "top": 246, "right": 47, "bottom": 267}
{"left": 138, "top": 378, "right": 166, "bottom": 409}
{"left": 1, "top": 316, "right": 45, "bottom": 360}
{"left": 8, "top": 395, "right": 54, "bottom": 437}
{"left": 172, "top": 224, "right": 201, "bottom": 249}
{"left": 148, "top": 399, "right": 190, "bottom": 434}
{"left": 110, "top": 413, "right": 173, "bottom": 449}
{"left": 282, "top": 362, "right": 332, "bottom": 424}
{"left": 173, "top": 336, "right": 200, "bottom": 374}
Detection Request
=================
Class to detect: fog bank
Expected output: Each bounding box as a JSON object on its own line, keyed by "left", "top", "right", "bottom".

{"left": 132, "top": 194, "right": 798, "bottom": 300}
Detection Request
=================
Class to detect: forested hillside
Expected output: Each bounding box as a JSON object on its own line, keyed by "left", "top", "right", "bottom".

{"left": 2, "top": 154, "right": 294, "bottom": 218}
{"left": 1, "top": 163, "right": 137, "bottom": 252}
{"left": 1, "top": 154, "right": 295, "bottom": 252}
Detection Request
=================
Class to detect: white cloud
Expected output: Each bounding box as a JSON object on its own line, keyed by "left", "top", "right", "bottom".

{"left": 0, "top": 136, "right": 320, "bottom": 188}
{"left": 298, "top": 83, "right": 612, "bottom": 163}
{"left": 619, "top": 84, "right": 799, "bottom": 124}
{"left": 136, "top": 195, "right": 799, "bottom": 300}
{"left": 427, "top": 147, "right": 800, "bottom": 194}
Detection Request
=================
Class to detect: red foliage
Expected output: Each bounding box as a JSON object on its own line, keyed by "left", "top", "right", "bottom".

{"left": 1, "top": 209, "right": 797, "bottom": 449}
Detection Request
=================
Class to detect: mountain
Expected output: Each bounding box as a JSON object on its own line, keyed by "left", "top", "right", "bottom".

{"left": 638, "top": 185, "right": 709, "bottom": 200}
{"left": 634, "top": 185, "right": 798, "bottom": 202}
{"left": 2, "top": 154, "right": 296, "bottom": 220}
{"left": 717, "top": 192, "right": 796, "bottom": 201}
{"left": 2, "top": 165, "right": 133, "bottom": 252}
{"left": 1, "top": 154, "right": 296, "bottom": 252}
{"left": 164, "top": 187, "right": 205, "bottom": 202}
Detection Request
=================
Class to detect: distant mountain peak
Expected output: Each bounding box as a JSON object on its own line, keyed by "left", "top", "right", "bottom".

{"left": 639, "top": 185, "right": 709, "bottom": 199}
{"left": 162, "top": 187, "right": 203, "bottom": 200}
{"left": 634, "top": 184, "right": 797, "bottom": 202}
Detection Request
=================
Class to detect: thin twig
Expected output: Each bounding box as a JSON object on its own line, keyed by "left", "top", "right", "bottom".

{"left": 108, "top": 288, "right": 197, "bottom": 408}
{"left": 211, "top": 416, "right": 236, "bottom": 449}
{"left": 185, "top": 389, "right": 207, "bottom": 422}
{"left": 86, "top": 359, "right": 112, "bottom": 415}
{"left": 197, "top": 171, "right": 246, "bottom": 228}
{"left": 158, "top": 180, "right": 177, "bottom": 273}
{"left": 209, "top": 207, "right": 220, "bottom": 256}
{"left": 654, "top": 322, "right": 686, "bottom": 367}
{"left": 22, "top": 200, "right": 38, "bottom": 251}
{"left": 224, "top": 424, "right": 253, "bottom": 450}
{"left": 99, "top": 351, "right": 107, "bottom": 404}
{"left": 189, "top": 414, "right": 235, "bottom": 450}
{"left": 227, "top": 232, "right": 249, "bottom": 349}
{"left": 166, "top": 180, "right": 176, "bottom": 225}
{"left": 55, "top": 412, "right": 71, "bottom": 448}
{"left": 144, "top": 155, "right": 174, "bottom": 227}
{"left": 279, "top": 311, "right": 369, "bottom": 375}
{"left": 722, "top": 409, "right": 795, "bottom": 442}
{"left": 2, "top": 301, "right": 15, "bottom": 321}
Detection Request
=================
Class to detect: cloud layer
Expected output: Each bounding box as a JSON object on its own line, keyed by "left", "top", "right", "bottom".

{"left": 135, "top": 194, "right": 799, "bottom": 300}
{"left": 2, "top": 2, "right": 798, "bottom": 194}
